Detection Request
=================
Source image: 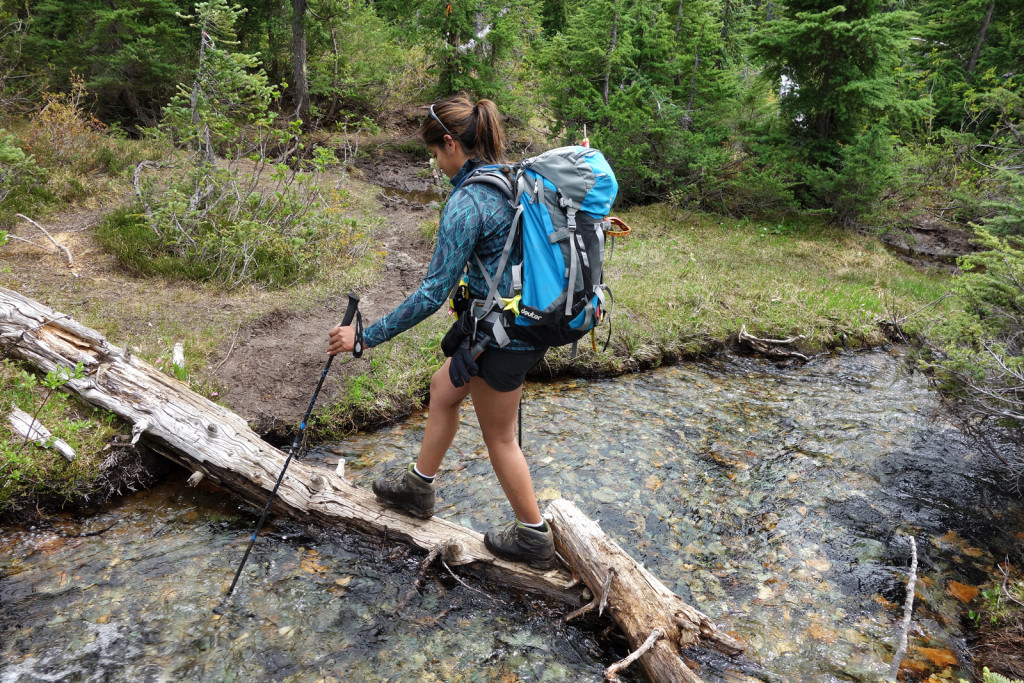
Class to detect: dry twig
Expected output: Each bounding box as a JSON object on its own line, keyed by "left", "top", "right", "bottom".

{"left": 604, "top": 628, "right": 662, "bottom": 681}
{"left": 13, "top": 214, "right": 74, "bottom": 268}
{"left": 888, "top": 536, "right": 918, "bottom": 681}
{"left": 1000, "top": 557, "right": 1024, "bottom": 609}
{"left": 439, "top": 556, "right": 503, "bottom": 603}
{"left": 214, "top": 324, "right": 243, "bottom": 374}
{"left": 564, "top": 596, "right": 599, "bottom": 623}
{"left": 738, "top": 325, "right": 808, "bottom": 361}
{"left": 395, "top": 542, "right": 445, "bottom": 613}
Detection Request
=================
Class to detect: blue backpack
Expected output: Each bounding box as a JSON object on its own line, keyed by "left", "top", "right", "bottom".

{"left": 459, "top": 146, "right": 622, "bottom": 353}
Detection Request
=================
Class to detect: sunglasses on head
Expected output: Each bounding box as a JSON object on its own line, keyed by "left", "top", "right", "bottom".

{"left": 429, "top": 104, "right": 455, "bottom": 139}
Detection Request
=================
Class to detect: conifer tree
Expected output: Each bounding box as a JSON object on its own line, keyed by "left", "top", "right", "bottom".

{"left": 22, "top": 0, "right": 192, "bottom": 125}
{"left": 751, "top": 0, "right": 918, "bottom": 217}
{"left": 913, "top": 0, "right": 1024, "bottom": 131}
{"left": 752, "top": 0, "right": 916, "bottom": 154}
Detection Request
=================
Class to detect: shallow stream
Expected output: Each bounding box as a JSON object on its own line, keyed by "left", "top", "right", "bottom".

{"left": 3, "top": 351, "right": 1022, "bottom": 681}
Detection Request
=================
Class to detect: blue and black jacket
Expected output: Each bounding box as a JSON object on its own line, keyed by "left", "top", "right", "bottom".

{"left": 362, "top": 160, "right": 531, "bottom": 351}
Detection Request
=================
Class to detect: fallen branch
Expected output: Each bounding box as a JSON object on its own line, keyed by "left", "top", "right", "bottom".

{"left": 888, "top": 536, "right": 918, "bottom": 681}
{"left": 16, "top": 214, "right": 73, "bottom": 268}
{"left": 7, "top": 405, "right": 76, "bottom": 461}
{"left": 738, "top": 325, "right": 808, "bottom": 361}
{"left": 396, "top": 541, "right": 446, "bottom": 613}
{"left": 605, "top": 628, "right": 663, "bottom": 681}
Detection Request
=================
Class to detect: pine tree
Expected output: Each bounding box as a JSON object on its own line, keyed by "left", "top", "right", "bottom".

{"left": 912, "top": 0, "right": 1024, "bottom": 131}
{"left": 22, "top": 0, "right": 192, "bottom": 126}
{"left": 752, "top": 0, "right": 917, "bottom": 157}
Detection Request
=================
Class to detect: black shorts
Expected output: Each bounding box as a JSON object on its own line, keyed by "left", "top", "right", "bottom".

{"left": 475, "top": 346, "right": 547, "bottom": 392}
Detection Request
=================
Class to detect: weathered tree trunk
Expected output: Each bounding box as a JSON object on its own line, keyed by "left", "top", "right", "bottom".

{"left": 603, "top": 0, "right": 619, "bottom": 107}
{"left": 0, "top": 286, "right": 743, "bottom": 681}
{"left": 550, "top": 500, "right": 744, "bottom": 682}
{"left": 291, "top": 0, "right": 310, "bottom": 124}
{"left": 967, "top": 0, "right": 996, "bottom": 75}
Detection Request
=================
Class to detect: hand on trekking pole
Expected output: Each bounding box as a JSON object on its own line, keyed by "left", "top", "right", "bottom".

{"left": 327, "top": 325, "right": 358, "bottom": 355}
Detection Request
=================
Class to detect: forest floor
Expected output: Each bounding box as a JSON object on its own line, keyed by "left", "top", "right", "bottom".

{"left": 1, "top": 141, "right": 445, "bottom": 433}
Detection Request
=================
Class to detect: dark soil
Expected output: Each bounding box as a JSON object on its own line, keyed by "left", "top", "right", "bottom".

{"left": 210, "top": 150, "right": 445, "bottom": 434}
{"left": 875, "top": 206, "right": 979, "bottom": 272}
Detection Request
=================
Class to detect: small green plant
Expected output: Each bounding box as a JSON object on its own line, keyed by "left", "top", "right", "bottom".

{"left": 1, "top": 359, "right": 124, "bottom": 512}
{"left": 982, "top": 587, "right": 1002, "bottom": 624}
{"left": 960, "top": 667, "right": 1024, "bottom": 683}
{"left": 12, "top": 362, "right": 86, "bottom": 457}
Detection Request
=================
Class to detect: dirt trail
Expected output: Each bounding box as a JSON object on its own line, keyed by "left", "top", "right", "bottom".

{"left": 202, "top": 151, "right": 447, "bottom": 432}
{"left": 1, "top": 149, "right": 447, "bottom": 434}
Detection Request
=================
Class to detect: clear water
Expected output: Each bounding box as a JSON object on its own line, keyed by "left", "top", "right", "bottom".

{"left": 3, "top": 351, "right": 1021, "bottom": 681}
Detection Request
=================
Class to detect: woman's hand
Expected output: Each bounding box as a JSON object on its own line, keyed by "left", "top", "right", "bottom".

{"left": 327, "top": 325, "right": 357, "bottom": 355}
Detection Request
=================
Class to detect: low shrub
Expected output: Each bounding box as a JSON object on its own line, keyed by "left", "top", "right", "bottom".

{"left": 923, "top": 230, "right": 1024, "bottom": 480}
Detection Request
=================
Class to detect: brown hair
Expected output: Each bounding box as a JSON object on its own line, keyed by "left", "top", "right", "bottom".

{"left": 421, "top": 97, "right": 506, "bottom": 164}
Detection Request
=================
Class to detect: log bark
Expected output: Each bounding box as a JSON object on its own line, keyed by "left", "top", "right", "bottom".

{"left": 550, "top": 500, "right": 745, "bottom": 682}
{"left": 0, "top": 286, "right": 742, "bottom": 680}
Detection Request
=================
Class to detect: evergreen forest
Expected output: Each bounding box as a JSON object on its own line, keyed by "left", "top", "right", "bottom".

{"left": 2, "top": 0, "right": 1024, "bottom": 473}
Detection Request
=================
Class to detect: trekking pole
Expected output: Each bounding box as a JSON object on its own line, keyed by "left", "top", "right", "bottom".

{"left": 218, "top": 293, "right": 362, "bottom": 608}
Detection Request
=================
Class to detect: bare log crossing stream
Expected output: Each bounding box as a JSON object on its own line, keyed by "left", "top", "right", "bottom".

{"left": 3, "top": 347, "right": 1022, "bottom": 680}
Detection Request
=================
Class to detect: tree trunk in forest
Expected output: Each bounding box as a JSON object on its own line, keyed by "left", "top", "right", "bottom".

{"left": 291, "top": 0, "right": 310, "bottom": 125}
{"left": 0, "top": 286, "right": 744, "bottom": 681}
{"left": 189, "top": 17, "right": 214, "bottom": 163}
{"left": 603, "top": 0, "right": 619, "bottom": 107}
{"left": 966, "top": 0, "right": 996, "bottom": 75}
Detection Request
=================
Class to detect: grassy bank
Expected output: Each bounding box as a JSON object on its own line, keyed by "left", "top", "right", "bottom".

{"left": 1, "top": 118, "right": 956, "bottom": 509}
{"left": 0, "top": 359, "right": 132, "bottom": 513}
{"left": 311, "top": 205, "right": 954, "bottom": 436}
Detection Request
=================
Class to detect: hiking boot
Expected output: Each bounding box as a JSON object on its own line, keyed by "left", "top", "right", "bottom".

{"left": 484, "top": 520, "right": 557, "bottom": 570}
{"left": 371, "top": 464, "right": 435, "bottom": 519}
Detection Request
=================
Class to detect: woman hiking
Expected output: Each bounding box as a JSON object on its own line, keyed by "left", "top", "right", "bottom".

{"left": 326, "top": 97, "right": 555, "bottom": 569}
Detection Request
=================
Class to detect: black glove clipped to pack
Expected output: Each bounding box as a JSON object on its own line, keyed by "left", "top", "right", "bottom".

{"left": 441, "top": 314, "right": 474, "bottom": 358}
{"left": 448, "top": 339, "right": 479, "bottom": 388}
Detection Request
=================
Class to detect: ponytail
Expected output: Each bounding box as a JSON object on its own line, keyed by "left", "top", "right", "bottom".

{"left": 421, "top": 97, "right": 506, "bottom": 164}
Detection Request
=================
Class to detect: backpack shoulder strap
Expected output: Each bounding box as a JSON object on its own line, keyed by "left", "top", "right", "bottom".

{"left": 460, "top": 166, "right": 515, "bottom": 201}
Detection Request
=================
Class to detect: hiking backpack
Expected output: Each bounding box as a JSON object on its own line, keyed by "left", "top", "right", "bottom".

{"left": 459, "top": 145, "right": 623, "bottom": 353}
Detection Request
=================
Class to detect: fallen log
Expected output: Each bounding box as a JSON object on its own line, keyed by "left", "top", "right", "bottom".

{"left": 0, "top": 286, "right": 743, "bottom": 680}
{"left": 550, "top": 500, "right": 744, "bottom": 682}
{"left": 738, "top": 324, "right": 808, "bottom": 361}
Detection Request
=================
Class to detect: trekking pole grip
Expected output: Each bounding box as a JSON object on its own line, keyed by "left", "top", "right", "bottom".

{"left": 340, "top": 292, "right": 363, "bottom": 358}
{"left": 340, "top": 292, "right": 360, "bottom": 327}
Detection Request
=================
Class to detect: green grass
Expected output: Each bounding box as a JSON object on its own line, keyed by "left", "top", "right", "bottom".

{"left": 570, "top": 205, "right": 952, "bottom": 369}
{"left": 308, "top": 205, "right": 955, "bottom": 437}
{"left": 0, "top": 360, "right": 128, "bottom": 513}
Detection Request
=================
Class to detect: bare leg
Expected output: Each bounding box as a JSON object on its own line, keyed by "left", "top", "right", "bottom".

{"left": 470, "top": 378, "right": 543, "bottom": 525}
{"left": 415, "top": 358, "right": 471, "bottom": 477}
